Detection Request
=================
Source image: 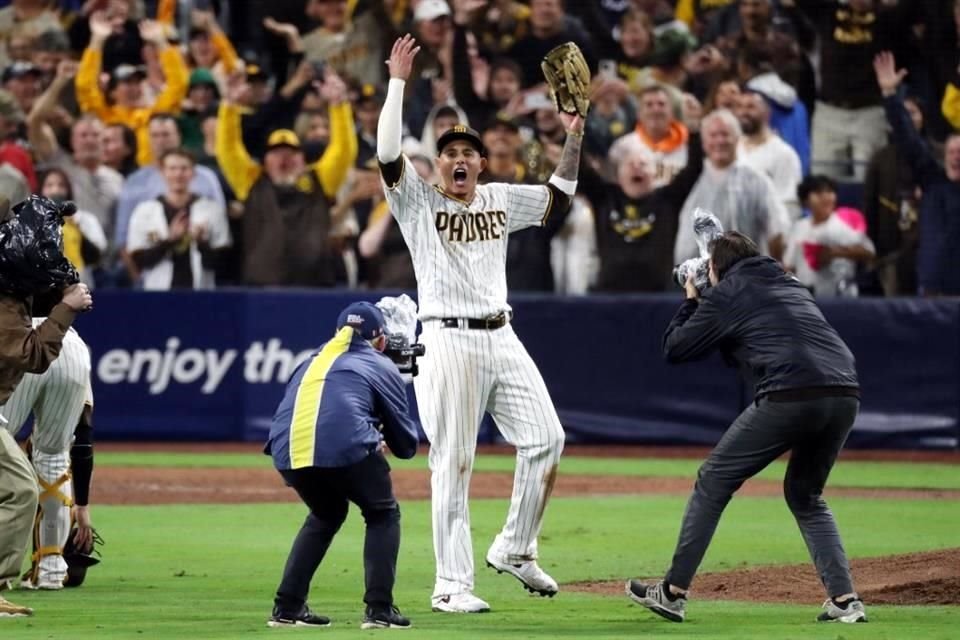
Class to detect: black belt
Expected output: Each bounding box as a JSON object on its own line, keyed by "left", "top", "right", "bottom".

{"left": 760, "top": 386, "right": 860, "bottom": 404}
{"left": 439, "top": 311, "right": 512, "bottom": 330}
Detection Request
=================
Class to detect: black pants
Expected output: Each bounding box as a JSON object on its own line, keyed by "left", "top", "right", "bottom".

{"left": 665, "top": 395, "right": 858, "bottom": 597}
{"left": 274, "top": 451, "right": 401, "bottom": 613}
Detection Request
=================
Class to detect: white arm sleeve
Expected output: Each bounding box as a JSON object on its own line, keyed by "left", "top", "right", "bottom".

{"left": 549, "top": 174, "right": 577, "bottom": 195}
{"left": 377, "top": 78, "right": 406, "bottom": 163}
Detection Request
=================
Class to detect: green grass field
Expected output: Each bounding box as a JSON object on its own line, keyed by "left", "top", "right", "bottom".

{"left": 7, "top": 452, "right": 959, "bottom": 640}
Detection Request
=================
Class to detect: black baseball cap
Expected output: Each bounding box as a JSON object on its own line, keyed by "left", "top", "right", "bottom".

{"left": 436, "top": 125, "right": 486, "bottom": 157}
{"left": 2, "top": 62, "right": 42, "bottom": 84}
{"left": 484, "top": 111, "right": 519, "bottom": 133}
{"left": 355, "top": 83, "right": 385, "bottom": 107}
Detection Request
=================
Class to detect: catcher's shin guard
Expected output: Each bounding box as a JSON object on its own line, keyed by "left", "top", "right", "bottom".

{"left": 23, "top": 450, "right": 72, "bottom": 588}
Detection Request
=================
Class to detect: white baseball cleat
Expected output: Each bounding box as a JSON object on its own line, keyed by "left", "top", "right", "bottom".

{"left": 431, "top": 592, "right": 491, "bottom": 613}
{"left": 486, "top": 555, "right": 559, "bottom": 597}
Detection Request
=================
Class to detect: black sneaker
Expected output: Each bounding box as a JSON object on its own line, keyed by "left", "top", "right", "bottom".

{"left": 267, "top": 605, "right": 331, "bottom": 628}
{"left": 816, "top": 597, "right": 868, "bottom": 623}
{"left": 361, "top": 605, "right": 412, "bottom": 629}
{"left": 625, "top": 579, "right": 686, "bottom": 623}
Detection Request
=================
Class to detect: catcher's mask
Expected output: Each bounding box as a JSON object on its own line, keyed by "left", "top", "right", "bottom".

{"left": 436, "top": 125, "right": 487, "bottom": 158}
{"left": 63, "top": 528, "right": 103, "bottom": 587}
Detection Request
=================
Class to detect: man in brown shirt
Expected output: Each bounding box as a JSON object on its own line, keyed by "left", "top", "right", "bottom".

{"left": 0, "top": 196, "right": 92, "bottom": 617}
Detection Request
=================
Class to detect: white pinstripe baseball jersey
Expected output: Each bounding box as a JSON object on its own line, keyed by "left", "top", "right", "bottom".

{"left": 382, "top": 155, "right": 552, "bottom": 319}
{"left": 382, "top": 153, "right": 565, "bottom": 603}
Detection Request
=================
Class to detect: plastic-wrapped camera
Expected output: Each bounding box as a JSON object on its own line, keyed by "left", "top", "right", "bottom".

{"left": 384, "top": 333, "right": 426, "bottom": 377}
{"left": 377, "top": 294, "right": 425, "bottom": 377}
{"left": 673, "top": 207, "right": 724, "bottom": 293}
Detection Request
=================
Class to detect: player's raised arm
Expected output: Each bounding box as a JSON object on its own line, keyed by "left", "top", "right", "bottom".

{"left": 378, "top": 35, "right": 420, "bottom": 184}
{"left": 506, "top": 82, "right": 587, "bottom": 232}
{"left": 552, "top": 112, "right": 585, "bottom": 193}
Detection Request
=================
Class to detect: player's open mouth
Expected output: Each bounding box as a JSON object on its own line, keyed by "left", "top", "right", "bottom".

{"left": 453, "top": 168, "right": 467, "bottom": 186}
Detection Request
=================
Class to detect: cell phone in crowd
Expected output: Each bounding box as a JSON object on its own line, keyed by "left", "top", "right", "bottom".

{"left": 312, "top": 60, "right": 327, "bottom": 81}
{"left": 523, "top": 91, "right": 554, "bottom": 111}
{"left": 599, "top": 59, "right": 618, "bottom": 79}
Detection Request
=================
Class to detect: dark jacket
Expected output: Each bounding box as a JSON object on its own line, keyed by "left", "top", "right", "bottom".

{"left": 662, "top": 256, "right": 859, "bottom": 398}
{"left": 266, "top": 328, "right": 419, "bottom": 470}
{"left": 884, "top": 94, "right": 960, "bottom": 295}
{"left": 862, "top": 142, "right": 919, "bottom": 295}
{"left": 506, "top": 17, "right": 598, "bottom": 89}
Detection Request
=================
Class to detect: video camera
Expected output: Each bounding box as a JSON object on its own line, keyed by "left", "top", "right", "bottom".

{"left": 383, "top": 333, "right": 426, "bottom": 377}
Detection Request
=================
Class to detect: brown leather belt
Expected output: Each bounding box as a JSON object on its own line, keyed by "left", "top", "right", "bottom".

{"left": 440, "top": 311, "right": 512, "bottom": 330}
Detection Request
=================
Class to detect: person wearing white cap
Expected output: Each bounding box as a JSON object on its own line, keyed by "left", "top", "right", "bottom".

{"left": 409, "top": 0, "right": 452, "bottom": 88}
{"left": 415, "top": 0, "right": 453, "bottom": 23}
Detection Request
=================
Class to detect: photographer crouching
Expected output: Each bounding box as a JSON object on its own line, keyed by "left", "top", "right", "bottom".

{"left": 0, "top": 195, "right": 93, "bottom": 617}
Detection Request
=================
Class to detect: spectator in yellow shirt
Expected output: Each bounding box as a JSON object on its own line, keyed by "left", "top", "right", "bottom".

{"left": 216, "top": 69, "right": 358, "bottom": 287}
{"left": 75, "top": 11, "right": 188, "bottom": 167}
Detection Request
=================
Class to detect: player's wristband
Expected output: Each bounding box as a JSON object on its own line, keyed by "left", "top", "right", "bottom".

{"left": 565, "top": 129, "right": 584, "bottom": 138}
{"left": 549, "top": 174, "right": 577, "bottom": 195}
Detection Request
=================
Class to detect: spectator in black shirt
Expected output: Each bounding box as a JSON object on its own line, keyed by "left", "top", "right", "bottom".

{"left": 507, "top": 0, "right": 597, "bottom": 89}
{"left": 788, "top": 0, "right": 919, "bottom": 180}
{"left": 583, "top": 129, "right": 703, "bottom": 292}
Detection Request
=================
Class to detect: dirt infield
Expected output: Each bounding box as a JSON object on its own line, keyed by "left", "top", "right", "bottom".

{"left": 93, "top": 466, "right": 960, "bottom": 505}
{"left": 95, "top": 444, "right": 960, "bottom": 607}
{"left": 570, "top": 548, "right": 960, "bottom": 606}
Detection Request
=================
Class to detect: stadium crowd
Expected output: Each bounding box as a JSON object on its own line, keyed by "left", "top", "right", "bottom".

{"left": 0, "top": 0, "right": 958, "bottom": 297}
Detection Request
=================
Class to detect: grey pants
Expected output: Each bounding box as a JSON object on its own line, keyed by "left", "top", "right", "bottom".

{"left": 665, "top": 395, "right": 858, "bottom": 597}
{"left": 0, "top": 428, "right": 38, "bottom": 590}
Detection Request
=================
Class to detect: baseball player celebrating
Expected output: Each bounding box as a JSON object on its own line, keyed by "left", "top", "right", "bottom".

{"left": 377, "top": 35, "right": 585, "bottom": 613}
{"left": 0, "top": 319, "right": 95, "bottom": 590}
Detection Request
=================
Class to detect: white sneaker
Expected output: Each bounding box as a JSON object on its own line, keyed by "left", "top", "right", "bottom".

{"left": 431, "top": 592, "right": 491, "bottom": 613}
{"left": 486, "top": 554, "right": 559, "bottom": 597}
{"left": 20, "top": 575, "right": 64, "bottom": 591}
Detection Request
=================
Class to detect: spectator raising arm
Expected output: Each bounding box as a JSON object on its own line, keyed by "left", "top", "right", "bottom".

{"left": 140, "top": 19, "right": 189, "bottom": 119}
{"left": 27, "top": 61, "right": 79, "bottom": 163}
{"left": 312, "top": 70, "right": 359, "bottom": 199}
{"left": 874, "top": 52, "right": 940, "bottom": 187}
{"left": 76, "top": 12, "right": 189, "bottom": 167}
{"left": 942, "top": 65, "right": 960, "bottom": 131}
{"left": 215, "top": 73, "right": 263, "bottom": 202}
{"left": 74, "top": 11, "right": 114, "bottom": 119}
{"left": 192, "top": 9, "right": 241, "bottom": 73}
{"left": 157, "top": 0, "right": 241, "bottom": 73}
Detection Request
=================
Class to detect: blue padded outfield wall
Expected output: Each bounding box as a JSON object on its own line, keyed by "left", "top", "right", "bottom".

{"left": 71, "top": 291, "right": 959, "bottom": 449}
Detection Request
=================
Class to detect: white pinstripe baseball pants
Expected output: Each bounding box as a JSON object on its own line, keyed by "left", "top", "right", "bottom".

{"left": 0, "top": 327, "right": 91, "bottom": 453}
{"left": 415, "top": 321, "right": 564, "bottom": 598}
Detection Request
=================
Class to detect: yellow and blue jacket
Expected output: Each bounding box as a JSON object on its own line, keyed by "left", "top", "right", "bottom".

{"left": 265, "top": 327, "right": 418, "bottom": 470}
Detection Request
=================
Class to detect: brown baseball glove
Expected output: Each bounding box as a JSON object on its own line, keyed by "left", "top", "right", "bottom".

{"left": 541, "top": 42, "right": 591, "bottom": 118}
